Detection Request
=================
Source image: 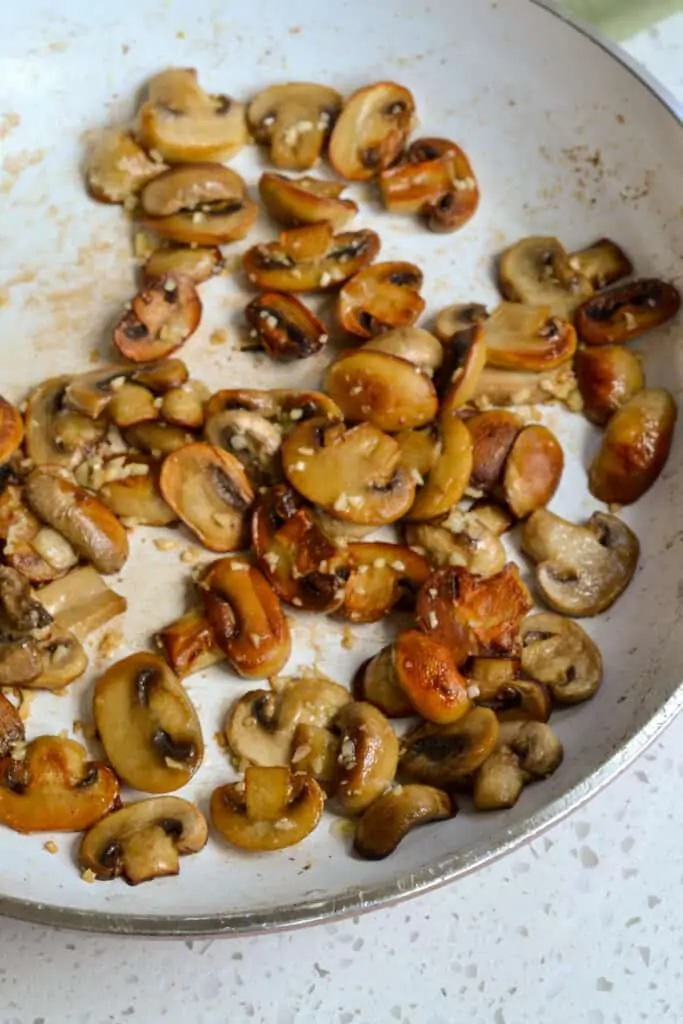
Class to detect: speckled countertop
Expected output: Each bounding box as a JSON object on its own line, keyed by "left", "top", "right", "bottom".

{"left": 2, "top": 14, "right": 683, "bottom": 1024}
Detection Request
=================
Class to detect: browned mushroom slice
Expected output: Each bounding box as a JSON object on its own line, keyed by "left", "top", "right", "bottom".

{"left": 363, "top": 327, "right": 444, "bottom": 376}
{"left": 465, "top": 409, "right": 524, "bottom": 494}
{"left": 0, "top": 484, "right": 78, "bottom": 583}
{"left": 0, "top": 565, "right": 52, "bottom": 631}
{"left": 124, "top": 421, "right": 196, "bottom": 456}
{"left": 25, "top": 468, "right": 128, "bottom": 575}
{"left": 434, "top": 303, "right": 489, "bottom": 343}
{"left": 281, "top": 417, "right": 415, "bottom": 525}
{"left": 63, "top": 360, "right": 189, "bottom": 419}
{"left": 416, "top": 564, "right": 533, "bottom": 663}
{"left": 400, "top": 708, "right": 499, "bottom": 786}
{"left": 200, "top": 558, "right": 291, "bottom": 679}
{"left": 251, "top": 485, "right": 349, "bottom": 613}
{"left": 466, "top": 656, "right": 521, "bottom": 686}
{"left": 396, "top": 426, "right": 441, "bottom": 485}
{"left": 98, "top": 456, "right": 177, "bottom": 527}
{"left": 159, "top": 442, "right": 254, "bottom": 551}
{"left": 473, "top": 721, "right": 563, "bottom": 810}
{"left": 568, "top": 238, "right": 633, "bottom": 289}
{"left": 468, "top": 500, "right": 515, "bottom": 537}
{"left": 405, "top": 509, "right": 506, "bottom": 576}
{"left": 107, "top": 383, "right": 159, "bottom": 429}
{"left": 499, "top": 236, "right": 594, "bottom": 321}
{"left": 113, "top": 275, "right": 202, "bottom": 363}
{"left": 470, "top": 364, "right": 579, "bottom": 409}
{"left": 141, "top": 164, "right": 258, "bottom": 245}
{"left": 245, "top": 292, "right": 329, "bottom": 361}
{"left": 353, "top": 647, "right": 414, "bottom": 718}
{"left": 392, "top": 629, "right": 471, "bottom": 724}
{"left": 0, "top": 635, "right": 42, "bottom": 687}
{"left": 247, "top": 83, "right": 342, "bottom": 170}
{"left": 0, "top": 397, "right": 23, "bottom": 464}
{"left": 144, "top": 245, "right": 224, "bottom": 285}
{"left": 38, "top": 565, "right": 127, "bottom": 639}
{"left": 340, "top": 542, "right": 430, "bottom": 623}
{"left": 333, "top": 702, "right": 399, "bottom": 814}
{"left": 576, "top": 279, "right": 680, "bottom": 345}
{"left": 94, "top": 652, "right": 204, "bottom": 794}
{"left": 79, "top": 796, "right": 208, "bottom": 884}
{"left": 137, "top": 68, "right": 247, "bottom": 164}
{"left": 501, "top": 424, "right": 564, "bottom": 518}
{"left": 160, "top": 381, "right": 208, "bottom": 430}
{"left": 0, "top": 736, "right": 119, "bottom": 833}
{"left": 522, "top": 509, "right": 639, "bottom": 616}
{"left": 85, "top": 129, "right": 166, "bottom": 204}
{"left": 588, "top": 388, "right": 677, "bottom": 505}
{"left": 482, "top": 303, "right": 576, "bottom": 372}
{"left": 25, "top": 376, "right": 107, "bottom": 469}
{"left": 354, "top": 784, "right": 454, "bottom": 860}
{"left": 204, "top": 387, "right": 342, "bottom": 427}
{"left": 258, "top": 172, "right": 358, "bottom": 229}
{"left": 0, "top": 693, "right": 24, "bottom": 758}
{"left": 380, "top": 137, "right": 479, "bottom": 232}
{"left": 574, "top": 345, "right": 645, "bottom": 426}
{"left": 212, "top": 766, "right": 325, "bottom": 851}
{"left": 290, "top": 723, "right": 341, "bottom": 792}
{"left": 407, "top": 412, "right": 473, "bottom": 521}
{"left": 438, "top": 326, "right": 488, "bottom": 413}
{"left": 204, "top": 409, "right": 282, "bottom": 487}
{"left": 329, "top": 81, "right": 415, "bottom": 180}
{"left": 243, "top": 225, "right": 380, "bottom": 293}
{"left": 470, "top": 677, "right": 552, "bottom": 723}
{"left": 520, "top": 612, "right": 603, "bottom": 705}
{"left": 0, "top": 624, "right": 86, "bottom": 691}
{"left": 324, "top": 349, "right": 438, "bottom": 432}
{"left": 155, "top": 607, "right": 225, "bottom": 679}
{"left": 337, "top": 262, "right": 425, "bottom": 337}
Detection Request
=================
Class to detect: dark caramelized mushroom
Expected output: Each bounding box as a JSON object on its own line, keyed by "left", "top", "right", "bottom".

{"left": 576, "top": 278, "right": 680, "bottom": 345}
{"left": 113, "top": 276, "right": 202, "bottom": 362}
{"left": 245, "top": 292, "right": 329, "bottom": 361}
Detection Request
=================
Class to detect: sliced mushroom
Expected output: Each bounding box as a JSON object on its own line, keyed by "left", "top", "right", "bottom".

{"left": 353, "top": 646, "right": 414, "bottom": 718}
{"left": 247, "top": 83, "right": 342, "bottom": 170}
{"left": 243, "top": 225, "right": 380, "bottom": 293}
{"left": 0, "top": 565, "right": 52, "bottom": 632}
{"left": 290, "top": 723, "right": 340, "bottom": 792}
{"left": 144, "top": 245, "right": 224, "bottom": 285}
{"left": 467, "top": 656, "right": 520, "bottom": 686}
{"left": 392, "top": 629, "right": 470, "bottom": 724}
{"left": 473, "top": 721, "right": 563, "bottom": 810}
{"left": 0, "top": 693, "right": 24, "bottom": 758}
{"left": 225, "top": 675, "right": 351, "bottom": 768}
{"left": 574, "top": 345, "right": 645, "bottom": 426}
{"left": 38, "top": 565, "right": 127, "bottom": 639}
{"left": 324, "top": 349, "right": 437, "bottom": 432}
{"left": 155, "top": 607, "right": 225, "bottom": 678}
{"left": 113, "top": 275, "right": 202, "bottom": 362}
{"left": 25, "top": 467, "right": 128, "bottom": 574}
{"left": 568, "top": 238, "right": 633, "bottom": 290}
{"left": 498, "top": 236, "right": 594, "bottom": 321}
{"left": 0, "top": 397, "right": 23, "bottom": 464}
{"left": 258, "top": 172, "right": 358, "bottom": 229}
{"left": 520, "top": 612, "right": 603, "bottom": 704}
{"left": 281, "top": 417, "right": 415, "bottom": 525}
{"left": 522, "top": 509, "right": 639, "bottom": 616}
{"left": 481, "top": 303, "right": 576, "bottom": 372}
{"left": 85, "top": 128, "right": 166, "bottom": 203}
{"left": 340, "top": 541, "right": 430, "bottom": 623}
{"left": 137, "top": 67, "right": 247, "bottom": 164}
{"left": 94, "top": 652, "right": 204, "bottom": 793}
{"left": 406, "top": 412, "right": 474, "bottom": 521}
{"left": 354, "top": 783, "right": 454, "bottom": 860}
{"left": 0, "top": 635, "right": 43, "bottom": 686}
{"left": 470, "top": 364, "right": 578, "bottom": 409}
{"left": 468, "top": 500, "right": 515, "bottom": 537}
{"left": 25, "top": 376, "right": 107, "bottom": 469}
{"left": 328, "top": 81, "right": 415, "bottom": 180}
{"left": 251, "top": 485, "right": 350, "bottom": 613}
{"left": 405, "top": 509, "right": 506, "bottom": 576}
{"left": 0, "top": 736, "right": 119, "bottom": 833}
{"left": 124, "top": 421, "right": 196, "bottom": 456}
{"left": 588, "top": 388, "right": 676, "bottom": 505}
{"left": 416, "top": 564, "right": 533, "bottom": 663}
{"left": 396, "top": 426, "right": 440, "bottom": 484}
{"left": 98, "top": 455, "right": 176, "bottom": 527}
{"left": 159, "top": 442, "right": 254, "bottom": 551}
{"left": 141, "top": 164, "right": 258, "bottom": 245}
{"left": 336, "top": 262, "right": 425, "bottom": 337}
{"left": 438, "top": 326, "right": 488, "bottom": 413}
{"left": 160, "top": 381, "right": 208, "bottom": 430}
{"left": 470, "top": 677, "right": 551, "bottom": 723}
{"left": 363, "top": 327, "right": 444, "bottom": 375}
{"left": 200, "top": 558, "right": 291, "bottom": 679}
{"left": 107, "top": 383, "right": 159, "bottom": 428}
{"left": 399, "top": 707, "right": 499, "bottom": 785}
{"left": 204, "top": 409, "right": 282, "bottom": 487}
{"left": 575, "top": 278, "right": 680, "bottom": 345}
{"left": 0, "top": 484, "right": 78, "bottom": 583}
{"left": 204, "top": 387, "right": 342, "bottom": 428}
{"left": 211, "top": 766, "right": 325, "bottom": 851}
{"left": 380, "top": 136, "right": 479, "bottom": 232}
{"left": 333, "top": 701, "right": 399, "bottom": 814}
{"left": 79, "top": 796, "right": 208, "bottom": 884}
{"left": 64, "top": 360, "right": 189, "bottom": 419}
{"left": 245, "top": 292, "right": 329, "bottom": 361}
{"left": 434, "top": 302, "right": 489, "bottom": 343}
{"left": 16, "top": 628, "right": 89, "bottom": 691}
{"left": 501, "top": 424, "right": 564, "bottom": 518}
{"left": 465, "top": 410, "right": 523, "bottom": 493}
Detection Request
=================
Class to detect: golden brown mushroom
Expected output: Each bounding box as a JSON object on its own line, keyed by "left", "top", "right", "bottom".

{"left": 0, "top": 484, "right": 78, "bottom": 583}
{"left": 520, "top": 612, "right": 603, "bottom": 704}
{"left": 574, "top": 345, "right": 645, "bottom": 426}
{"left": 352, "top": 646, "right": 414, "bottom": 718}
{"left": 328, "top": 81, "right": 415, "bottom": 180}
{"left": 392, "top": 629, "right": 471, "bottom": 724}
{"left": 363, "top": 327, "right": 444, "bottom": 376}
{"left": 405, "top": 509, "right": 506, "bottom": 576}
{"left": 243, "top": 224, "right": 380, "bottom": 293}
{"left": 85, "top": 129, "right": 166, "bottom": 203}
{"left": 247, "top": 83, "right": 342, "bottom": 170}
{"left": 465, "top": 409, "right": 524, "bottom": 494}
{"left": 204, "top": 386, "right": 342, "bottom": 428}
{"left": 143, "top": 245, "right": 224, "bottom": 285}
{"left": 438, "top": 325, "right": 488, "bottom": 413}
{"left": 481, "top": 303, "right": 576, "bottom": 372}
{"left": 324, "top": 349, "right": 438, "bottom": 432}
{"left": 340, "top": 541, "right": 430, "bottom": 623}
{"left": 400, "top": 707, "right": 499, "bottom": 786}
{"left": 113, "top": 275, "right": 202, "bottom": 363}
{"left": 25, "top": 377, "right": 107, "bottom": 469}
{"left": 498, "top": 236, "right": 594, "bottom": 321}
{"left": 473, "top": 721, "right": 563, "bottom": 810}
{"left": 0, "top": 397, "right": 23, "bottom": 465}
{"left": 258, "top": 172, "right": 358, "bottom": 229}
{"left": 333, "top": 702, "right": 399, "bottom": 814}
{"left": 140, "top": 164, "right": 258, "bottom": 245}
{"left": 575, "top": 278, "right": 680, "bottom": 345}
{"left": 124, "top": 421, "right": 196, "bottom": 456}
{"left": 406, "top": 411, "right": 473, "bottom": 521}
{"left": 470, "top": 676, "right": 552, "bottom": 723}
{"left": 98, "top": 455, "right": 177, "bottom": 527}
{"left": 379, "top": 136, "right": 479, "bottom": 232}
{"left": 336, "top": 262, "right": 425, "bottom": 337}
{"left": 568, "top": 238, "right": 632, "bottom": 290}
{"left": 63, "top": 360, "right": 189, "bottom": 419}
{"left": 0, "top": 693, "right": 24, "bottom": 758}
{"left": 434, "top": 303, "right": 489, "bottom": 343}
{"left": 245, "top": 292, "right": 329, "bottom": 361}
{"left": 155, "top": 607, "right": 224, "bottom": 679}
{"left": 501, "top": 424, "right": 564, "bottom": 518}
{"left": 354, "top": 784, "right": 454, "bottom": 859}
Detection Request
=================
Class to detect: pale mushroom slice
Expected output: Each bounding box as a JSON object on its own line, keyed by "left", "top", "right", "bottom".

{"left": 329, "top": 81, "right": 415, "bottom": 180}
{"left": 159, "top": 442, "right": 254, "bottom": 551}
{"left": 113, "top": 275, "right": 202, "bottom": 363}
{"left": 499, "top": 236, "right": 593, "bottom": 321}
{"left": 400, "top": 708, "right": 500, "bottom": 786}
{"left": 211, "top": 766, "right": 325, "bottom": 851}
{"left": 25, "top": 467, "right": 129, "bottom": 575}
{"left": 473, "top": 721, "right": 563, "bottom": 810}
{"left": 568, "top": 238, "right": 633, "bottom": 290}
{"left": 25, "top": 376, "right": 108, "bottom": 469}
{"left": 379, "top": 137, "right": 479, "bottom": 232}
{"left": 481, "top": 303, "right": 577, "bottom": 372}
{"left": 204, "top": 409, "right": 282, "bottom": 486}
{"left": 333, "top": 701, "right": 399, "bottom": 815}
{"left": 85, "top": 129, "right": 166, "bottom": 204}
{"left": 470, "top": 364, "right": 579, "bottom": 409}
{"left": 144, "top": 245, "right": 224, "bottom": 285}
{"left": 258, "top": 172, "right": 358, "bottom": 229}
{"left": 247, "top": 83, "right": 342, "bottom": 170}
{"left": 405, "top": 509, "right": 506, "bottom": 576}
{"left": 324, "top": 349, "right": 438, "bottom": 433}
{"left": 281, "top": 417, "right": 415, "bottom": 525}
{"left": 363, "top": 327, "right": 444, "bottom": 376}
{"left": 574, "top": 345, "right": 645, "bottom": 427}
{"left": 522, "top": 509, "right": 639, "bottom": 616}
{"left": 225, "top": 675, "right": 351, "bottom": 768}
{"left": 354, "top": 784, "right": 454, "bottom": 860}
{"left": 140, "top": 164, "right": 258, "bottom": 245}
{"left": 93, "top": 652, "right": 204, "bottom": 794}
{"left": 137, "top": 67, "right": 248, "bottom": 164}
{"left": 520, "top": 612, "right": 603, "bottom": 704}
{"left": 79, "top": 796, "right": 208, "bottom": 884}
{"left": 243, "top": 224, "right": 380, "bottom": 293}
{"left": 336, "top": 262, "right": 425, "bottom": 337}
{"left": 245, "top": 292, "right": 329, "bottom": 362}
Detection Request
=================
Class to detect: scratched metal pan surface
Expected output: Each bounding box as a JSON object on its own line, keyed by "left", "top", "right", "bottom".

{"left": 0, "top": 0, "right": 682, "bottom": 936}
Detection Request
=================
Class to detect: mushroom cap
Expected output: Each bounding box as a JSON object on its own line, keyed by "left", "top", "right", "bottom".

{"left": 520, "top": 612, "right": 603, "bottom": 704}
{"left": 393, "top": 629, "right": 470, "bottom": 725}
{"left": 354, "top": 784, "right": 454, "bottom": 860}
{"left": 406, "top": 411, "right": 473, "bottom": 521}
{"left": 405, "top": 510, "right": 506, "bottom": 577}
{"left": 574, "top": 345, "right": 645, "bottom": 427}
{"left": 568, "top": 238, "right": 633, "bottom": 290}
{"left": 247, "top": 83, "right": 342, "bottom": 170}
{"left": 113, "top": 276, "right": 202, "bottom": 362}
{"left": 501, "top": 423, "right": 564, "bottom": 519}
{"left": 336, "top": 261, "right": 425, "bottom": 338}
{"left": 473, "top": 721, "right": 563, "bottom": 810}
{"left": 363, "top": 326, "right": 444, "bottom": 374}
{"left": 245, "top": 291, "right": 328, "bottom": 362}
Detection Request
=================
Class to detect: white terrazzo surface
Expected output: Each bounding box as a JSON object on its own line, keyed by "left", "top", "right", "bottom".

{"left": 1, "top": 13, "right": 683, "bottom": 1024}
